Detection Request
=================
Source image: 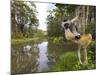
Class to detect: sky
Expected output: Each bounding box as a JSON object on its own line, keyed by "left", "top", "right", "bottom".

{"left": 35, "top": 2, "right": 55, "bottom": 31}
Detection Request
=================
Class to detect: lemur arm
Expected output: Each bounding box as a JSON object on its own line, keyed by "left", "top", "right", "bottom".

{"left": 71, "top": 16, "right": 79, "bottom": 23}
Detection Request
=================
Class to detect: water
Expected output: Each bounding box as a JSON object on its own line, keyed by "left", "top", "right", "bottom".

{"left": 37, "top": 42, "right": 49, "bottom": 72}
{"left": 11, "top": 41, "right": 77, "bottom": 74}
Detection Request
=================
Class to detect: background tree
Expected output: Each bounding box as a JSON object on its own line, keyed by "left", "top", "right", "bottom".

{"left": 11, "top": 0, "right": 39, "bottom": 38}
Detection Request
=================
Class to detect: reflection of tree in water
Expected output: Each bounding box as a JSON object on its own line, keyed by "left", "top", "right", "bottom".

{"left": 11, "top": 40, "right": 78, "bottom": 74}
{"left": 11, "top": 44, "right": 39, "bottom": 74}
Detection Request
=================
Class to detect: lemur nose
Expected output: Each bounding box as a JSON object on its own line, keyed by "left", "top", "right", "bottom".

{"left": 75, "top": 35, "right": 81, "bottom": 39}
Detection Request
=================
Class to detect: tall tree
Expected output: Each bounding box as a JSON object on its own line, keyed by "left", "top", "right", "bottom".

{"left": 11, "top": 0, "right": 39, "bottom": 38}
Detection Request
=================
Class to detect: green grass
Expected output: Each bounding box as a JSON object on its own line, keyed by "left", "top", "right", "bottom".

{"left": 52, "top": 52, "right": 79, "bottom": 71}
{"left": 11, "top": 37, "right": 40, "bottom": 45}
{"left": 53, "top": 52, "right": 95, "bottom": 72}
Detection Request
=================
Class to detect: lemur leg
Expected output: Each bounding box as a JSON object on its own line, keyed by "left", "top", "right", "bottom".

{"left": 83, "top": 48, "right": 88, "bottom": 64}
{"left": 78, "top": 46, "right": 82, "bottom": 64}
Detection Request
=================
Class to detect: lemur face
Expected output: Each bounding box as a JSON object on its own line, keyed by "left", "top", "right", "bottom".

{"left": 62, "top": 20, "right": 71, "bottom": 30}
{"left": 62, "top": 20, "right": 81, "bottom": 39}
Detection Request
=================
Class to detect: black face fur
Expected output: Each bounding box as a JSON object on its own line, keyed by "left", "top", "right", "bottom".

{"left": 64, "top": 23, "right": 70, "bottom": 29}
{"left": 64, "top": 22, "right": 77, "bottom": 33}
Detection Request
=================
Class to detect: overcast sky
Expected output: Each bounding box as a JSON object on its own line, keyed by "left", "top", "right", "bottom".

{"left": 35, "top": 2, "right": 55, "bottom": 31}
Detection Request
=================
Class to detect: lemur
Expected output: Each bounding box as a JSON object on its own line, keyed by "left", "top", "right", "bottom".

{"left": 62, "top": 16, "right": 92, "bottom": 64}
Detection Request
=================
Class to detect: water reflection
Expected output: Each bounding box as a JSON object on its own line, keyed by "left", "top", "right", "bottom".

{"left": 11, "top": 41, "right": 77, "bottom": 74}
{"left": 23, "top": 45, "right": 32, "bottom": 58}
{"left": 37, "top": 42, "right": 49, "bottom": 72}
{"left": 11, "top": 42, "right": 52, "bottom": 74}
{"left": 11, "top": 44, "right": 39, "bottom": 74}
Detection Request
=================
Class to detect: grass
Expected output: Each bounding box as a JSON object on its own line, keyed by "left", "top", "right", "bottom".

{"left": 52, "top": 52, "right": 79, "bottom": 71}
{"left": 12, "top": 38, "right": 34, "bottom": 45}
{"left": 11, "top": 37, "right": 47, "bottom": 45}
{"left": 53, "top": 52, "right": 95, "bottom": 72}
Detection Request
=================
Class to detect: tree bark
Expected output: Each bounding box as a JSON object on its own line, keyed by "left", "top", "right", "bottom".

{"left": 86, "top": 6, "right": 89, "bottom": 27}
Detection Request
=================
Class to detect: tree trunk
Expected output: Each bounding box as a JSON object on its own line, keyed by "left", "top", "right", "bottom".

{"left": 86, "top": 6, "right": 89, "bottom": 27}
{"left": 82, "top": 6, "right": 86, "bottom": 33}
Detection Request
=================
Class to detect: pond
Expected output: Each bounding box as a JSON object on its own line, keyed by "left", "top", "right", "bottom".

{"left": 11, "top": 40, "right": 78, "bottom": 74}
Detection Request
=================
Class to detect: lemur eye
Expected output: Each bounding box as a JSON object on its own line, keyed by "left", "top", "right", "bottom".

{"left": 64, "top": 23, "right": 69, "bottom": 26}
